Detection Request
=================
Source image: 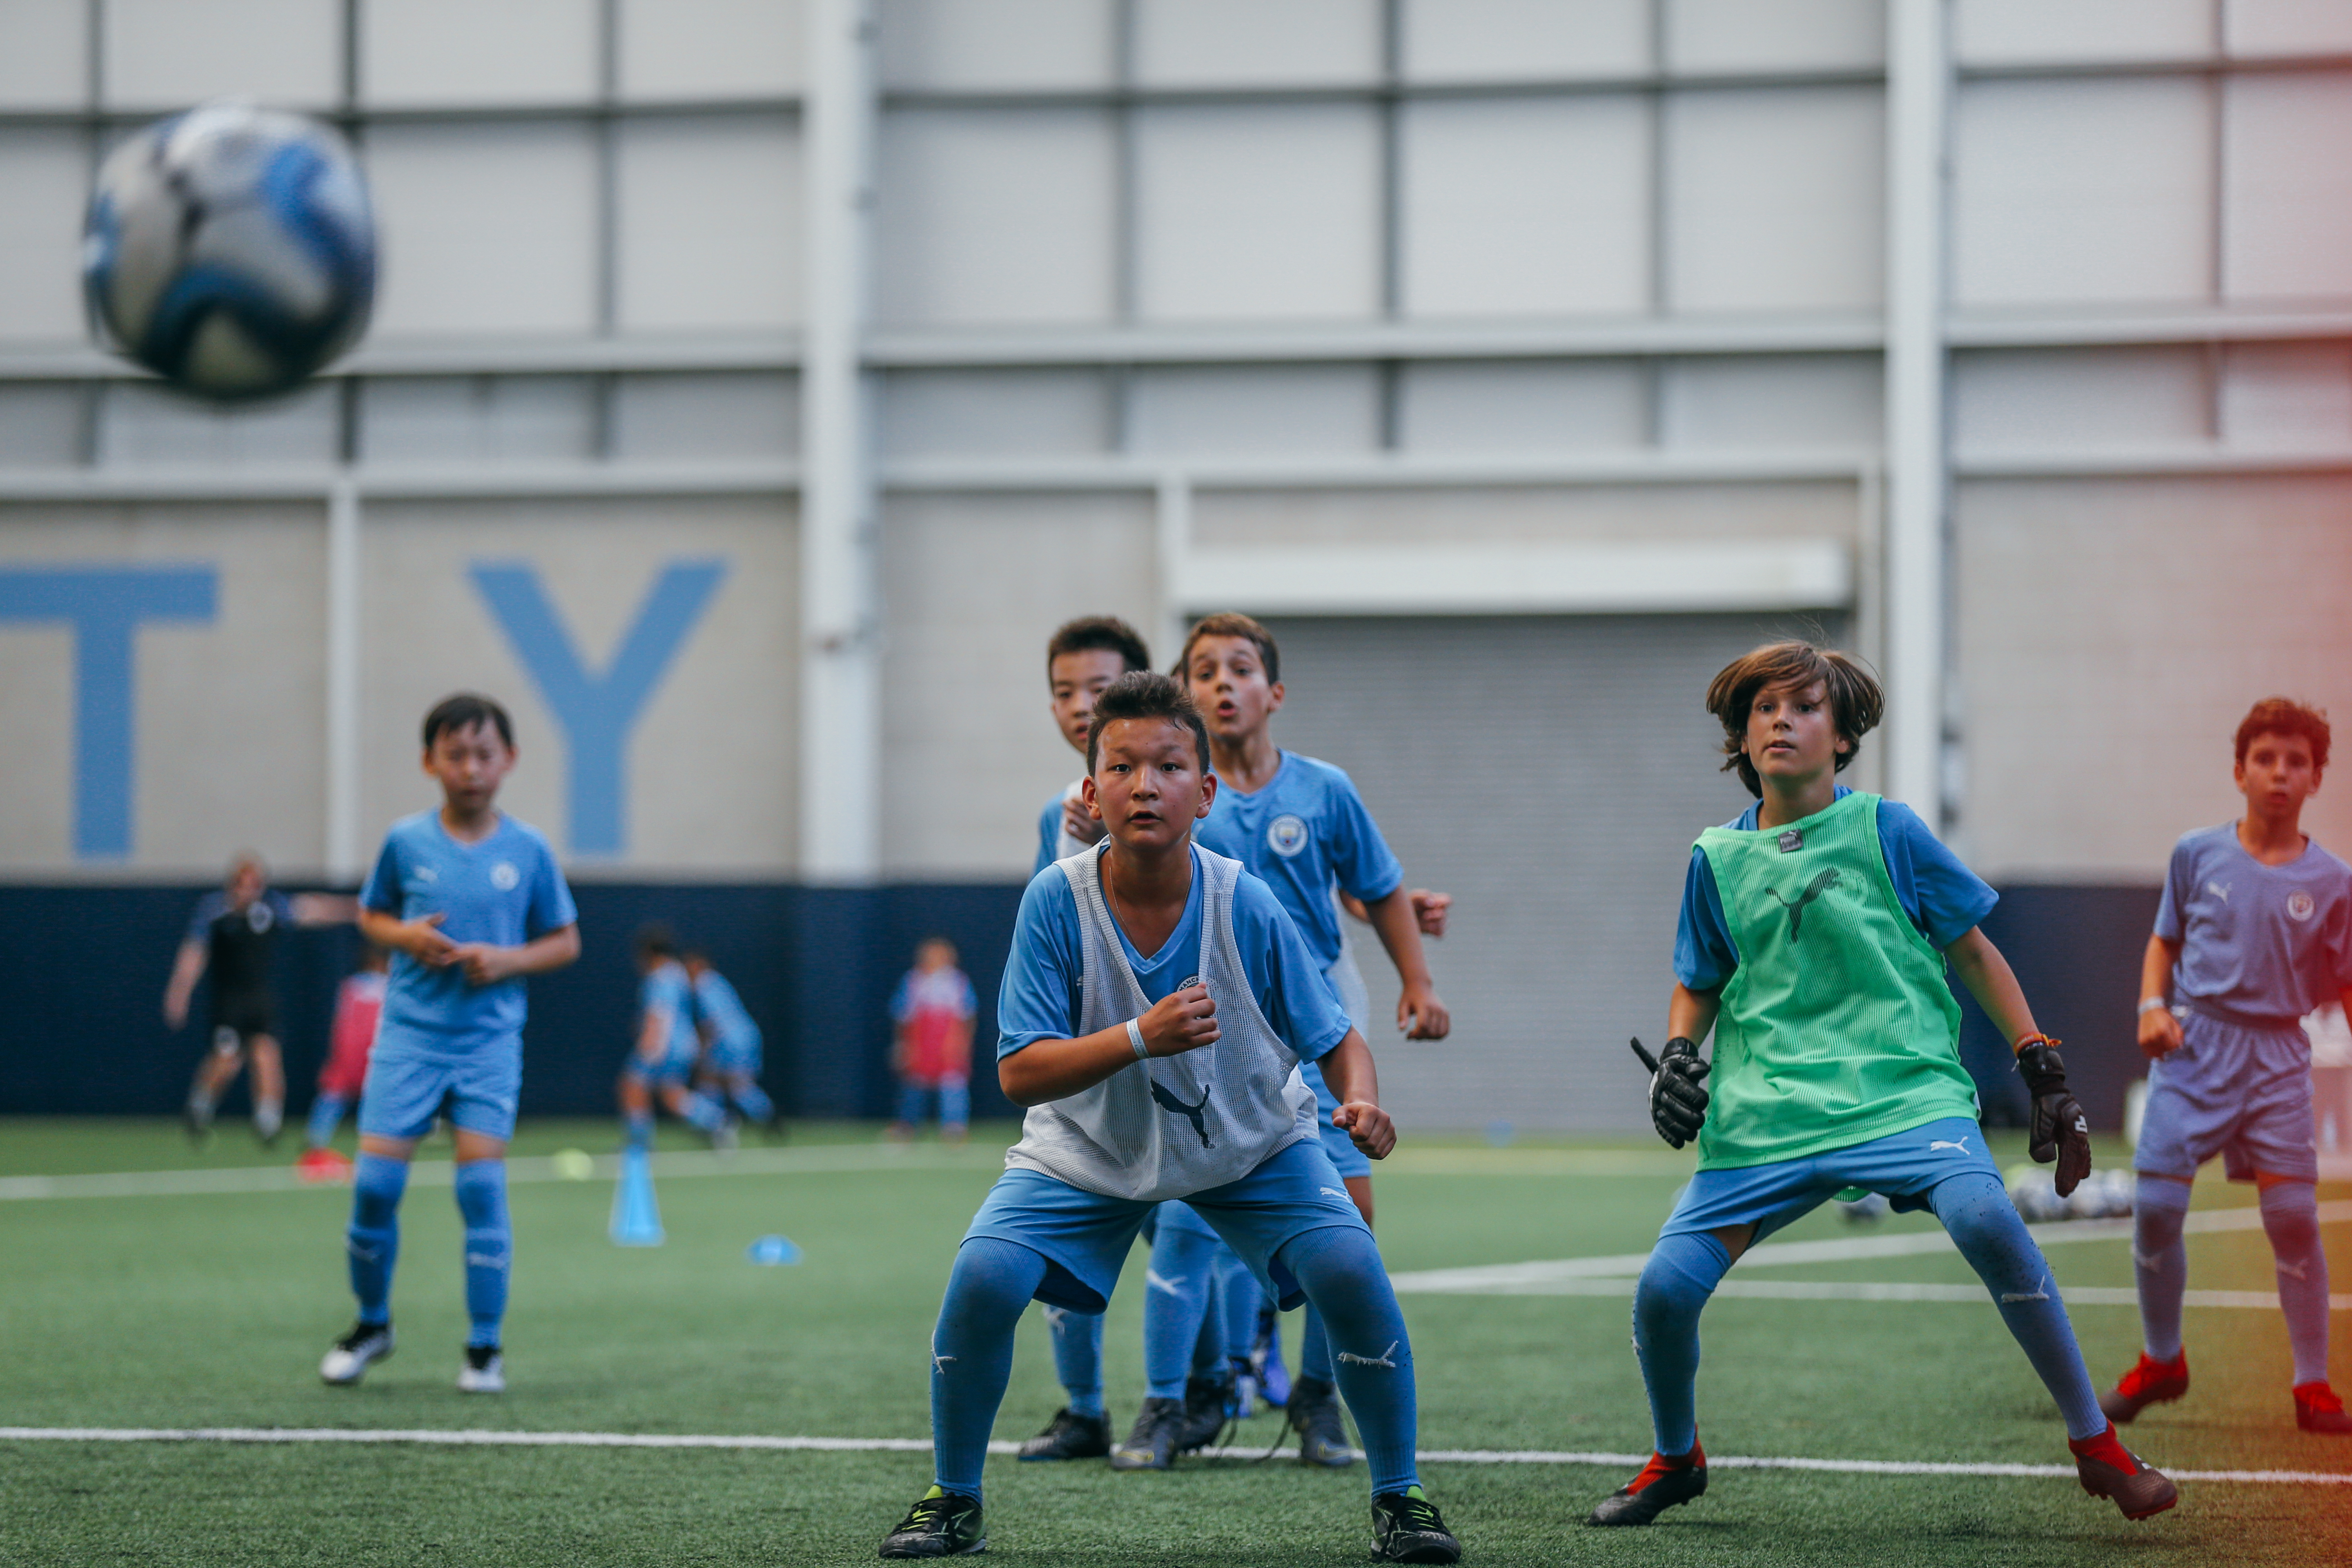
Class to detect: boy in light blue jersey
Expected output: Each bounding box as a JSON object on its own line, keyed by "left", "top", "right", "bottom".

{"left": 1016, "top": 615, "right": 1155, "bottom": 1464}
{"left": 1176, "top": 612, "right": 1452, "bottom": 1466}
{"left": 620, "top": 926, "right": 732, "bottom": 1149}
{"left": 320, "top": 694, "right": 579, "bottom": 1396}
{"left": 687, "top": 949, "right": 776, "bottom": 1130}
{"left": 2104, "top": 697, "right": 2352, "bottom": 1436}
{"left": 879, "top": 673, "right": 1459, "bottom": 1563}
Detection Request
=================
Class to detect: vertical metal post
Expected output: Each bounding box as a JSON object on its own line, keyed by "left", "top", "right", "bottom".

{"left": 1155, "top": 470, "right": 1191, "bottom": 663}
{"left": 1884, "top": 0, "right": 1948, "bottom": 823}
{"left": 325, "top": 475, "right": 363, "bottom": 882}
{"left": 799, "top": 0, "right": 879, "bottom": 881}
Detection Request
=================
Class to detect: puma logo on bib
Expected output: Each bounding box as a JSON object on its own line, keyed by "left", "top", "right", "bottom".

{"left": 1766, "top": 867, "right": 1843, "bottom": 941}
{"left": 1150, "top": 1078, "right": 1214, "bottom": 1147}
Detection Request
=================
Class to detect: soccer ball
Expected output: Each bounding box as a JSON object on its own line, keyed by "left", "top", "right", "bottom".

{"left": 83, "top": 100, "right": 375, "bottom": 401}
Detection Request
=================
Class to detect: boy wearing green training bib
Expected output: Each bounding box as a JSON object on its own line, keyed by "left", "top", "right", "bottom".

{"left": 1586, "top": 642, "right": 2178, "bottom": 1529}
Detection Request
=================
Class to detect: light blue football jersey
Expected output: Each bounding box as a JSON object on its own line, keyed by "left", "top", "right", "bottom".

{"left": 2157, "top": 822, "right": 2352, "bottom": 1022}
{"left": 1193, "top": 751, "right": 1402, "bottom": 972}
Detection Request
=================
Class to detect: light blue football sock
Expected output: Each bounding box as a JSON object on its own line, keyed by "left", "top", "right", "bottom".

{"left": 624, "top": 1110, "right": 654, "bottom": 1150}
{"left": 678, "top": 1092, "right": 727, "bottom": 1136}
{"left": 1045, "top": 1307, "right": 1106, "bottom": 1418}
{"left": 1282, "top": 1225, "right": 1420, "bottom": 1496}
{"left": 453, "top": 1160, "right": 511, "bottom": 1349}
{"left": 1633, "top": 1230, "right": 1727, "bottom": 1459}
{"left": 1298, "top": 1301, "right": 1335, "bottom": 1385}
{"left": 305, "top": 1092, "right": 350, "bottom": 1150}
{"left": 930, "top": 1237, "right": 1047, "bottom": 1501}
{"left": 1935, "top": 1171, "right": 2106, "bottom": 1440}
{"left": 729, "top": 1080, "right": 775, "bottom": 1123}
{"left": 2260, "top": 1181, "right": 2332, "bottom": 1387}
{"left": 347, "top": 1152, "right": 407, "bottom": 1326}
{"left": 1143, "top": 1217, "right": 1220, "bottom": 1399}
{"left": 2131, "top": 1174, "right": 2192, "bottom": 1362}
{"left": 1193, "top": 1259, "right": 1229, "bottom": 1378}
{"left": 1215, "top": 1249, "right": 1263, "bottom": 1366}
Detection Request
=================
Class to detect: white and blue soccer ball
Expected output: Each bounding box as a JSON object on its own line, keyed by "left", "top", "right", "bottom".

{"left": 83, "top": 101, "right": 375, "bottom": 401}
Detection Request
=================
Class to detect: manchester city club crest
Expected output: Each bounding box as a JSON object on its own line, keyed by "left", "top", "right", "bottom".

{"left": 1267, "top": 814, "right": 1309, "bottom": 858}
{"left": 491, "top": 861, "right": 521, "bottom": 891}
{"left": 2288, "top": 890, "right": 2317, "bottom": 922}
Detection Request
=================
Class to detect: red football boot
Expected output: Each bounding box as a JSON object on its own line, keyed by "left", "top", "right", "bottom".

{"left": 1587, "top": 1440, "right": 1708, "bottom": 1526}
{"left": 296, "top": 1147, "right": 354, "bottom": 1184}
{"left": 2098, "top": 1349, "right": 2189, "bottom": 1424}
{"left": 2294, "top": 1382, "right": 2352, "bottom": 1434}
{"left": 2070, "top": 1424, "right": 2178, "bottom": 1520}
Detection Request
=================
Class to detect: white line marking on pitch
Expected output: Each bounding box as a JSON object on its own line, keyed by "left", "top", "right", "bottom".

{"left": 0, "top": 1427, "right": 2341, "bottom": 1487}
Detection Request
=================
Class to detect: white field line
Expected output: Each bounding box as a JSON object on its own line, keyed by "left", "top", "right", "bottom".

{"left": 0, "top": 1144, "right": 999, "bottom": 1202}
{"left": 1429, "top": 1276, "right": 2352, "bottom": 1308}
{"left": 1388, "top": 1200, "right": 2352, "bottom": 1294}
{"left": 0, "top": 1426, "right": 2342, "bottom": 1488}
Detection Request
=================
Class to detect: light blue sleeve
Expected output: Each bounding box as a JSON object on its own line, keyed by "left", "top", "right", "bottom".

{"left": 997, "top": 869, "right": 1086, "bottom": 1059}
{"left": 1673, "top": 848, "right": 1740, "bottom": 992}
{"left": 1323, "top": 770, "right": 1404, "bottom": 904}
{"left": 2153, "top": 834, "right": 2194, "bottom": 944}
{"left": 1233, "top": 875, "right": 1352, "bottom": 1063}
{"left": 359, "top": 834, "right": 402, "bottom": 914}
{"left": 526, "top": 834, "right": 578, "bottom": 936}
{"left": 1875, "top": 801, "right": 1997, "bottom": 948}
{"left": 1034, "top": 796, "right": 1062, "bottom": 877}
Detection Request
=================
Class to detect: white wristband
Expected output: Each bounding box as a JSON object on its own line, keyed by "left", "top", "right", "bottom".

{"left": 2137, "top": 997, "right": 2170, "bottom": 1016}
{"left": 1127, "top": 1018, "right": 1148, "bottom": 1059}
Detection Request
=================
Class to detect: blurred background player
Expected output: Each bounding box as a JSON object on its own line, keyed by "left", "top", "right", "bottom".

{"left": 620, "top": 925, "right": 733, "bottom": 1150}
{"left": 1177, "top": 612, "right": 1453, "bottom": 1467}
{"left": 686, "top": 948, "right": 779, "bottom": 1136}
{"left": 1018, "top": 615, "right": 1156, "bottom": 1463}
{"left": 163, "top": 853, "right": 354, "bottom": 1144}
{"left": 1591, "top": 641, "right": 2173, "bottom": 1528}
{"left": 888, "top": 937, "right": 976, "bottom": 1144}
{"left": 2107, "top": 697, "right": 2352, "bottom": 1436}
{"left": 296, "top": 944, "right": 389, "bottom": 1181}
{"left": 323, "top": 693, "right": 579, "bottom": 1395}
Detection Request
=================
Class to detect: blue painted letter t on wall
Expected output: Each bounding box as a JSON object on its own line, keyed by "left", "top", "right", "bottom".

{"left": 470, "top": 560, "right": 727, "bottom": 857}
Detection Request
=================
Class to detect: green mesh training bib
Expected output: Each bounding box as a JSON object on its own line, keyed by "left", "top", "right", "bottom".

{"left": 1694, "top": 791, "right": 1978, "bottom": 1170}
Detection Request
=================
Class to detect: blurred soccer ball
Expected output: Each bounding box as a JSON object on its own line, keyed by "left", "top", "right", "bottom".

{"left": 83, "top": 101, "right": 375, "bottom": 401}
{"left": 2007, "top": 1163, "right": 2135, "bottom": 1223}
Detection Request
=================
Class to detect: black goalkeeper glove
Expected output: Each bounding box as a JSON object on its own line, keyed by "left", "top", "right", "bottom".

{"left": 1630, "top": 1036, "right": 1709, "bottom": 1150}
{"left": 2015, "top": 1037, "right": 2092, "bottom": 1198}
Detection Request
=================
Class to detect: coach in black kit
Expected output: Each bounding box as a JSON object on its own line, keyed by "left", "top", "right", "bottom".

{"left": 163, "top": 855, "right": 353, "bottom": 1144}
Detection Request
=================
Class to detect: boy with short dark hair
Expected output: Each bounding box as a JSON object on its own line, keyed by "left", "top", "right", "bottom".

{"left": 1591, "top": 640, "right": 2176, "bottom": 1527}
{"left": 319, "top": 693, "right": 579, "bottom": 1395}
{"left": 1016, "top": 614, "right": 1154, "bottom": 1464}
{"left": 1175, "top": 612, "right": 1452, "bottom": 1467}
{"left": 2103, "top": 696, "right": 2352, "bottom": 1435}
{"left": 621, "top": 925, "right": 733, "bottom": 1150}
{"left": 880, "top": 672, "right": 1460, "bottom": 1564}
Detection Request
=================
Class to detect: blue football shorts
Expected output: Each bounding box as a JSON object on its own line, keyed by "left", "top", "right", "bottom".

{"left": 961, "top": 1137, "right": 1369, "bottom": 1314}
{"left": 2136, "top": 1008, "right": 2317, "bottom": 1183}
{"left": 1299, "top": 1058, "right": 1373, "bottom": 1181}
{"left": 358, "top": 1025, "right": 522, "bottom": 1142}
{"left": 1658, "top": 1115, "right": 2004, "bottom": 1243}
{"left": 706, "top": 1032, "right": 763, "bottom": 1077}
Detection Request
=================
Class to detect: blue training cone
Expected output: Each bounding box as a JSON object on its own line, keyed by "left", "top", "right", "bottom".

{"left": 609, "top": 1145, "right": 665, "bottom": 1246}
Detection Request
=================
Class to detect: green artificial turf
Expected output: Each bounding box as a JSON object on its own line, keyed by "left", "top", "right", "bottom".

{"left": 1, "top": 1117, "right": 2345, "bottom": 1565}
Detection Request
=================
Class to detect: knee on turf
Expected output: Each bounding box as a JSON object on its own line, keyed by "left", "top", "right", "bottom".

{"left": 1634, "top": 1232, "right": 1729, "bottom": 1339}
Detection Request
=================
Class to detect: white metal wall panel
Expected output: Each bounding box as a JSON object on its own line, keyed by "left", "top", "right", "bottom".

{"left": 878, "top": 0, "right": 1114, "bottom": 91}
{"left": 0, "top": 387, "right": 81, "bottom": 466}
{"left": 1953, "top": 78, "right": 2214, "bottom": 307}
{"left": 0, "top": 129, "right": 88, "bottom": 342}
{"left": 2229, "top": 0, "right": 2352, "bottom": 54}
{"left": 1666, "top": 87, "right": 1886, "bottom": 313}
{"left": 617, "top": 116, "right": 801, "bottom": 332}
{"left": 98, "top": 382, "right": 339, "bottom": 466}
{"left": 1953, "top": 0, "right": 2215, "bottom": 65}
{"left": 2219, "top": 343, "right": 2352, "bottom": 449}
{"left": 1192, "top": 482, "right": 1862, "bottom": 549}
{"left": 1665, "top": 0, "right": 1885, "bottom": 73}
{"left": 367, "top": 123, "right": 600, "bottom": 335}
{"left": 1402, "top": 0, "right": 1648, "bottom": 81}
{"left": 362, "top": 377, "right": 597, "bottom": 464}
{"left": 611, "top": 373, "right": 799, "bottom": 460}
{"left": 1259, "top": 613, "right": 1825, "bottom": 1131}
{"left": 1136, "top": 104, "right": 1381, "bottom": 322}
{"left": 363, "top": 0, "right": 598, "bottom": 108}
{"left": 619, "top": 0, "right": 804, "bottom": 99}
{"left": 1402, "top": 96, "right": 1651, "bottom": 318}
{"left": 1952, "top": 348, "right": 2209, "bottom": 455}
{"left": 104, "top": 0, "right": 341, "bottom": 109}
{"left": 2223, "top": 73, "right": 2352, "bottom": 303}
{"left": 875, "top": 109, "right": 1117, "bottom": 326}
{"left": 878, "top": 490, "right": 1158, "bottom": 878}
{"left": 1400, "top": 362, "right": 1649, "bottom": 453}
{"left": 0, "top": 0, "right": 89, "bottom": 108}
{"left": 1126, "top": 366, "right": 1380, "bottom": 456}
{"left": 1661, "top": 355, "right": 1882, "bottom": 447}
{"left": 1133, "top": 0, "right": 1380, "bottom": 88}
{"left": 1956, "top": 477, "right": 2352, "bottom": 881}
{"left": 880, "top": 370, "right": 1111, "bottom": 459}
